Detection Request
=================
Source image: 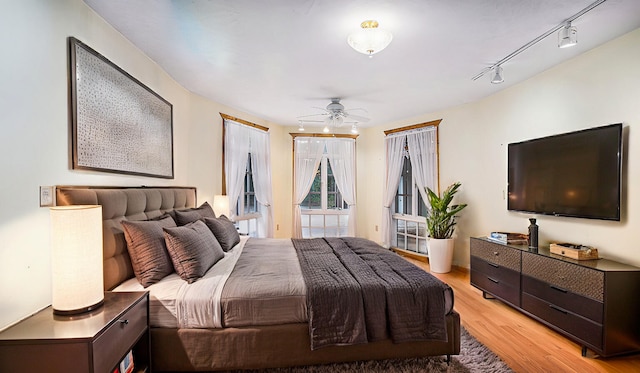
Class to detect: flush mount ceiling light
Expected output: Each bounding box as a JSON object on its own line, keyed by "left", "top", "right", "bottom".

{"left": 558, "top": 22, "right": 577, "bottom": 48}
{"left": 472, "top": 0, "right": 606, "bottom": 84}
{"left": 347, "top": 20, "right": 393, "bottom": 58}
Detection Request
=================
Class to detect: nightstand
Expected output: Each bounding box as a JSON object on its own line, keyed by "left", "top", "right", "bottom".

{"left": 0, "top": 291, "right": 150, "bottom": 373}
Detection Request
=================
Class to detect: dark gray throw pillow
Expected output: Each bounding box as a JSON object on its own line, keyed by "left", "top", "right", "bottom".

{"left": 121, "top": 215, "right": 177, "bottom": 287}
{"left": 203, "top": 215, "right": 241, "bottom": 252}
{"left": 174, "top": 201, "right": 216, "bottom": 225}
{"left": 163, "top": 220, "right": 225, "bottom": 283}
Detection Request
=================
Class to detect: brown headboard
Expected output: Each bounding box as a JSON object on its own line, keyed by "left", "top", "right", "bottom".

{"left": 55, "top": 186, "right": 197, "bottom": 290}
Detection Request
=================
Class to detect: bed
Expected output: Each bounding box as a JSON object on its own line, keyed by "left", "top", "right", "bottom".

{"left": 56, "top": 186, "right": 460, "bottom": 372}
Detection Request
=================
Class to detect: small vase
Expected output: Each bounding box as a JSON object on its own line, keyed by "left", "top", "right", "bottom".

{"left": 528, "top": 218, "right": 538, "bottom": 250}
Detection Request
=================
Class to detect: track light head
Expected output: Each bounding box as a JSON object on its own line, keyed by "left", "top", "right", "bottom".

{"left": 558, "top": 23, "right": 577, "bottom": 48}
{"left": 491, "top": 65, "right": 504, "bottom": 84}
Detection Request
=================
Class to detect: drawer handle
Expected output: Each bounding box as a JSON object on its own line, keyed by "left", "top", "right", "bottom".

{"left": 549, "top": 304, "right": 568, "bottom": 314}
{"left": 488, "top": 277, "right": 499, "bottom": 284}
{"left": 488, "top": 262, "right": 499, "bottom": 268}
{"left": 550, "top": 285, "right": 568, "bottom": 293}
{"left": 119, "top": 319, "right": 129, "bottom": 325}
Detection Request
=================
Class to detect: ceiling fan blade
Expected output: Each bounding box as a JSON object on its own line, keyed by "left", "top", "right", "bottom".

{"left": 345, "top": 113, "right": 370, "bottom": 122}
{"left": 297, "top": 119, "right": 326, "bottom": 123}
{"left": 296, "top": 113, "right": 329, "bottom": 119}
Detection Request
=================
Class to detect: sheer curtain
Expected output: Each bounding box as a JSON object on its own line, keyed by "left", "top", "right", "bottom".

{"left": 224, "top": 121, "right": 250, "bottom": 219}
{"left": 292, "top": 137, "right": 325, "bottom": 238}
{"left": 381, "top": 135, "right": 407, "bottom": 247}
{"left": 407, "top": 128, "right": 438, "bottom": 208}
{"left": 249, "top": 129, "right": 274, "bottom": 237}
{"left": 326, "top": 138, "right": 357, "bottom": 236}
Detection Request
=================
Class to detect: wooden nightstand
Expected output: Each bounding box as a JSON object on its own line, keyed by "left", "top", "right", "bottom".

{"left": 0, "top": 291, "right": 150, "bottom": 373}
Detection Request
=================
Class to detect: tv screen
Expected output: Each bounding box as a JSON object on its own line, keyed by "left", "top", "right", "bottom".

{"left": 508, "top": 123, "right": 622, "bottom": 221}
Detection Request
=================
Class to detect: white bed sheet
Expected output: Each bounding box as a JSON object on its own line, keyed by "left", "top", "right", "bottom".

{"left": 114, "top": 236, "right": 249, "bottom": 328}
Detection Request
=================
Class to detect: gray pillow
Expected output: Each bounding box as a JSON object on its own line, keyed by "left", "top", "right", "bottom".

{"left": 121, "top": 215, "right": 176, "bottom": 287}
{"left": 174, "top": 201, "right": 216, "bottom": 225}
{"left": 163, "top": 220, "right": 225, "bottom": 283}
{"left": 204, "top": 215, "right": 241, "bottom": 252}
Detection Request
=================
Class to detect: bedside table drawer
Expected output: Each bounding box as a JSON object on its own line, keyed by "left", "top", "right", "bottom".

{"left": 93, "top": 296, "right": 148, "bottom": 373}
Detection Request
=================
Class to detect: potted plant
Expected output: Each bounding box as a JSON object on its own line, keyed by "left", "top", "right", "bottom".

{"left": 425, "top": 182, "right": 467, "bottom": 273}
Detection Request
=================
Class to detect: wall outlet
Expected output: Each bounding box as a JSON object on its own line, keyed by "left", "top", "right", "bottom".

{"left": 40, "top": 186, "right": 55, "bottom": 207}
{"left": 276, "top": 224, "right": 280, "bottom": 231}
{"left": 375, "top": 225, "right": 379, "bottom": 232}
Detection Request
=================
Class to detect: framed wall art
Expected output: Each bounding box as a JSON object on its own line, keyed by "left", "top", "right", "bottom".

{"left": 69, "top": 37, "right": 174, "bottom": 179}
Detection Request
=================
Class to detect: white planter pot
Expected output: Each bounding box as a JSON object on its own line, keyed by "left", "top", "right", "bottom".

{"left": 428, "top": 238, "right": 454, "bottom": 273}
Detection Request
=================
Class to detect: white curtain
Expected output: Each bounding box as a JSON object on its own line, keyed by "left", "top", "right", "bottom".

{"left": 326, "top": 138, "right": 357, "bottom": 236}
{"left": 407, "top": 128, "right": 438, "bottom": 208}
{"left": 224, "top": 121, "right": 250, "bottom": 219}
{"left": 292, "top": 137, "right": 325, "bottom": 238}
{"left": 381, "top": 135, "right": 407, "bottom": 247}
{"left": 249, "top": 130, "right": 274, "bottom": 237}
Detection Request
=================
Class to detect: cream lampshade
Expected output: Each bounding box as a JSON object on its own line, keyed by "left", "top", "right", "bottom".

{"left": 50, "top": 205, "right": 104, "bottom": 315}
{"left": 213, "top": 195, "right": 230, "bottom": 219}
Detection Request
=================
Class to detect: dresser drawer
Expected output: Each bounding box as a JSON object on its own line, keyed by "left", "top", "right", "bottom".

{"left": 522, "top": 275, "right": 603, "bottom": 323}
{"left": 471, "top": 255, "right": 520, "bottom": 284}
{"left": 471, "top": 267, "right": 520, "bottom": 307}
{"left": 522, "top": 251, "right": 604, "bottom": 302}
{"left": 522, "top": 292, "right": 602, "bottom": 349}
{"left": 93, "top": 296, "right": 148, "bottom": 372}
{"left": 470, "top": 239, "right": 521, "bottom": 271}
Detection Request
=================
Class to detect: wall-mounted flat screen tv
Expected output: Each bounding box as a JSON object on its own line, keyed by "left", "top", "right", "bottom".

{"left": 508, "top": 123, "right": 622, "bottom": 221}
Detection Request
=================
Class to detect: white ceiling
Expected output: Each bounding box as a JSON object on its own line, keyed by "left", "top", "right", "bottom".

{"left": 83, "top": 0, "right": 640, "bottom": 129}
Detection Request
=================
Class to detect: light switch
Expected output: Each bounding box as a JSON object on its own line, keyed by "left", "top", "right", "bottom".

{"left": 40, "top": 186, "right": 54, "bottom": 207}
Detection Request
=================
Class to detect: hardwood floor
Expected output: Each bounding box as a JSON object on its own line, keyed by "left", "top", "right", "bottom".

{"left": 404, "top": 258, "right": 640, "bottom": 373}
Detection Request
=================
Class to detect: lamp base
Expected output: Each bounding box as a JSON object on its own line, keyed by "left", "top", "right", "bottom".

{"left": 53, "top": 299, "right": 105, "bottom": 316}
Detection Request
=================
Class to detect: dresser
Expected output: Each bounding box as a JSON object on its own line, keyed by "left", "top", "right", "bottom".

{"left": 0, "top": 291, "right": 149, "bottom": 373}
{"left": 470, "top": 237, "right": 640, "bottom": 357}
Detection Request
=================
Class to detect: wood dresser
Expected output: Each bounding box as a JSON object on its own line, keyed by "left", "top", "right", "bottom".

{"left": 470, "top": 237, "right": 640, "bottom": 357}
{"left": 0, "top": 291, "right": 149, "bottom": 373}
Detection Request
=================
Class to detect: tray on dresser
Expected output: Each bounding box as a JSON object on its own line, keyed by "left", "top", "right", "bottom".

{"left": 549, "top": 243, "right": 599, "bottom": 260}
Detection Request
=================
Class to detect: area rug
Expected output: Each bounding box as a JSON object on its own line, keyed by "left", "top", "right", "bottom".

{"left": 231, "top": 327, "right": 513, "bottom": 373}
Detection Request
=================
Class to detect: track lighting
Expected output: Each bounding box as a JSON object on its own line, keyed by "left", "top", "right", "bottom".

{"left": 323, "top": 126, "right": 330, "bottom": 133}
{"left": 558, "top": 23, "right": 577, "bottom": 48}
{"left": 491, "top": 65, "right": 504, "bottom": 84}
{"left": 351, "top": 124, "right": 358, "bottom": 134}
{"left": 298, "top": 122, "right": 305, "bottom": 131}
{"left": 472, "top": 0, "right": 606, "bottom": 84}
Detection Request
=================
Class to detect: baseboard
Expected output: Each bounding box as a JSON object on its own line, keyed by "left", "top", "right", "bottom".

{"left": 392, "top": 247, "right": 469, "bottom": 273}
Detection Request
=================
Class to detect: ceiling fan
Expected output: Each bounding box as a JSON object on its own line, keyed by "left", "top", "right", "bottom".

{"left": 297, "top": 98, "right": 370, "bottom": 133}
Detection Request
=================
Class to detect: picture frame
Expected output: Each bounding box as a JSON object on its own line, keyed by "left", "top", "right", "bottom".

{"left": 69, "top": 37, "right": 174, "bottom": 179}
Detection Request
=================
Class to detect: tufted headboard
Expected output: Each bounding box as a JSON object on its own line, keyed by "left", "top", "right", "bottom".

{"left": 55, "top": 186, "right": 197, "bottom": 290}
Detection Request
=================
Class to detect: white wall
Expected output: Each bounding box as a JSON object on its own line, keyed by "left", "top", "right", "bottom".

{"left": 359, "top": 28, "right": 640, "bottom": 269}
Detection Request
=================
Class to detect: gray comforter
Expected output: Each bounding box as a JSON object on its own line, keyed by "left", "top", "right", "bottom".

{"left": 292, "top": 237, "right": 449, "bottom": 350}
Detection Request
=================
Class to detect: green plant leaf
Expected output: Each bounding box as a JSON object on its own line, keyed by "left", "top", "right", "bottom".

{"left": 424, "top": 182, "right": 467, "bottom": 239}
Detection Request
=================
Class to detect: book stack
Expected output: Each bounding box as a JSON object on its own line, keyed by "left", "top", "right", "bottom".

{"left": 487, "top": 232, "right": 529, "bottom": 245}
{"left": 113, "top": 350, "right": 134, "bottom": 373}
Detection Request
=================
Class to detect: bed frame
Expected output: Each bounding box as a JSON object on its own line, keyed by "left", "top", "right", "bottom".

{"left": 56, "top": 186, "right": 461, "bottom": 372}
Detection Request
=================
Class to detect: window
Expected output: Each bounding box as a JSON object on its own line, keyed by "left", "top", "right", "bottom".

{"left": 222, "top": 114, "right": 274, "bottom": 238}
{"left": 382, "top": 120, "right": 439, "bottom": 254}
{"left": 301, "top": 155, "right": 349, "bottom": 238}
{"left": 393, "top": 154, "right": 429, "bottom": 253}
{"left": 234, "top": 153, "right": 259, "bottom": 236}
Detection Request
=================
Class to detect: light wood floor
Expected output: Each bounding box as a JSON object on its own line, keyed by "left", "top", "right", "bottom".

{"left": 404, "top": 258, "right": 640, "bottom": 373}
